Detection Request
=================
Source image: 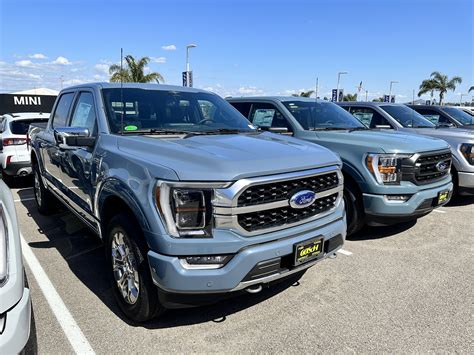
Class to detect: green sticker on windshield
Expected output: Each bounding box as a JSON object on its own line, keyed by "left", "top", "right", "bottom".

{"left": 124, "top": 125, "right": 138, "bottom": 131}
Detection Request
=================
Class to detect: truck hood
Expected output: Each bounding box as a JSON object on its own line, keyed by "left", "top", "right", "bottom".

{"left": 409, "top": 127, "right": 474, "bottom": 141}
{"left": 303, "top": 129, "right": 449, "bottom": 154}
{"left": 117, "top": 132, "right": 341, "bottom": 181}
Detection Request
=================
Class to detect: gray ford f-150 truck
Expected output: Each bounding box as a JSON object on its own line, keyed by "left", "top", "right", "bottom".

{"left": 29, "top": 83, "right": 346, "bottom": 322}
{"left": 228, "top": 97, "right": 453, "bottom": 235}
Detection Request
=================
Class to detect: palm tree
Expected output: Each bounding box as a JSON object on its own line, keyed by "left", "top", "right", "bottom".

{"left": 372, "top": 96, "right": 384, "bottom": 102}
{"left": 469, "top": 86, "right": 474, "bottom": 93}
{"left": 292, "top": 90, "right": 314, "bottom": 97}
{"left": 109, "top": 55, "right": 164, "bottom": 83}
{"left": 343, "top": 93, "right": 357, "bottom": 101}
{"left": 418, "top": 71, "right": 462, "bottom": 105}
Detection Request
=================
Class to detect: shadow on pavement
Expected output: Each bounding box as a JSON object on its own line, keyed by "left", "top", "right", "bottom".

{"left": 2, "top": 175, "right": 34, "bottom": 189}
{"left": 347, "top": 220, "right": 417, "bottom": 241}
{"left": 445, "top": 194, "right": 474, "bottom": 207}
{"left": 18, "top": 190, "right": 301, "bottom": 328}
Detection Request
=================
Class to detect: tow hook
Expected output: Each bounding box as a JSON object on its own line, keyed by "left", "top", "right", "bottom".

{"left": 245, "top": 284, "right": 263, "bottom": 294}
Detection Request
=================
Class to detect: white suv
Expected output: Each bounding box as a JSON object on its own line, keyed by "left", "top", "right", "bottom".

{"left": 0, "top": 112, "right": 49, "bottom": 184}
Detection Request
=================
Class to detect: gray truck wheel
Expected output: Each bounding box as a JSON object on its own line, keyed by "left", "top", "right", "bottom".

{"left": 343, "top": 181, "right": 364, "bottom": 235}
{"left": 106, "top": 212, "right": 165, "bottom": 323}
{"left": 33, "top": 166, "right": 56, "bottom": 215}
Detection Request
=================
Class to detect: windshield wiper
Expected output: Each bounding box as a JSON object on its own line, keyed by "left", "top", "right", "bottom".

{"left": 348, "top": 127, "right": 369, "bottom": 132}
{"left": 311, "top": 127, "right": 350, "bottom": 131}
{"left": 183, "top": 128, "right": 259, "bottom": 139}
{"left": 119, "top": 128, "right": 191, "bottom": 135}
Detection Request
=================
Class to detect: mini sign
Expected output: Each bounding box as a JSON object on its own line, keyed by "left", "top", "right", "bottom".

{"left": 0, "top": 94, "right": 57, "bottom": 114}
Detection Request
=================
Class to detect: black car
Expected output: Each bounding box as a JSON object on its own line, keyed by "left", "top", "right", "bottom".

{"left": 407, "top": 105, "right": 474, "bottom": 129}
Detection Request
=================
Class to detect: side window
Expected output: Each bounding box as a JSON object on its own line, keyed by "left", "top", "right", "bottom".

{"left": 230, "top": 102, "right": 252, "bottom": 119}
{"left": 415, "top": 109, "right": 447, "bottom": 124}
{"left": 249, "top": 103, "right": 293, "bottom": 132}
{"left": 349, "top": 107, "right": 392, "bottom": 128}
{"left": 52, "top": 93, "right": 75, "bottom": 128}
{"left": 70, "top": 92, "right": 97, "bottom": 134}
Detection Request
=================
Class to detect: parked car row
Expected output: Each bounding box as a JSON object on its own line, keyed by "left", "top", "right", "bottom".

{"left": 1, "top": 83, "right": 473, "bottom": 332}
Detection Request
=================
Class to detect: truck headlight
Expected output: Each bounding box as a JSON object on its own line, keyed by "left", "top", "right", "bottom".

{"left": 0, "top": 204, "right": 9, "bottom": 287}
{"left": 460, "top": 144, "right": 474, "bottom": 165}
{"left": 366, "top": 154, "right": 411, "bottom": 185}
{"left": 155, "top": 181, "right": 230, "bottom": 238}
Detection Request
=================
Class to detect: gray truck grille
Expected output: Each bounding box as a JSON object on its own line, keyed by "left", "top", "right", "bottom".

{"left": 238, "top": 193, "right": 338, "bottom": 232}
{"left": 415, "top": 152, "right": 451, "bottom": 184}
{"left": 237, "top": 172, "right": 339, "bottom": 207}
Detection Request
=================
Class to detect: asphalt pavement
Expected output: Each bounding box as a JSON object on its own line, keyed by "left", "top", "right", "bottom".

{"left": 8, "top": 177, "right": 474, "bottom": 353}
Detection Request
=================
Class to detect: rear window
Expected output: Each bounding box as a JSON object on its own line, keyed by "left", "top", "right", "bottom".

{"left": 10, "top": 118, "right": 48, "bottom": 135}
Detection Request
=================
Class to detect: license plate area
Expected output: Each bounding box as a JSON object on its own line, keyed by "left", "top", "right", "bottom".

{"left": 294, "top": 236, "right": 324, "bottom": 266}
{"left": 437, "top": 190, "right": 449, "bottom": 205}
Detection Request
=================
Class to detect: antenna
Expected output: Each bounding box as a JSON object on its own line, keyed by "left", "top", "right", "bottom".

{"left": 120, "top": 48, "right": 124, "bottom": 135}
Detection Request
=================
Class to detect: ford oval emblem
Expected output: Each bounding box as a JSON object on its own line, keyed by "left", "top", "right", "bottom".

{"left": 436, "top": 161, "right": 448, "bottom": 172}
{"left": 289, "top": 190, "right": 317, "bottom": 209}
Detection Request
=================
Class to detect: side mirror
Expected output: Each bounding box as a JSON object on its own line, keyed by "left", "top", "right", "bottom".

{"left": 374, "top": 124, "right": 392, "bottom": 129}
{"left": 268, "top": 127, "right": 289, "bottom": 134}
{"left": 54, "top": 127, "right": 95, "bottom": 148}
{"left": 437, "top": 122, "right": 454, "bottom": 128}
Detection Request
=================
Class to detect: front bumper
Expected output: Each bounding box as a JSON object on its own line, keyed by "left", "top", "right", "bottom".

{"left": 0, "top": 288, "right": 32, "bottom": 354}
{"left": 3, "top": 161, "right": 32, "bottom": 177}
{"left": 363, "top": 180, "right": 453, "bottom": 226}
{"left": 458, "top": 172, "right": 474, "bottom": 195}
{"left": 147, "top": 212, "right": 346, "bottom": 295}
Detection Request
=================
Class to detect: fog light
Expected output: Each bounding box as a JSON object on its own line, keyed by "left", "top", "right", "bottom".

{"left": 385, "top": 195, "right": 411, "bottom": 202}
{"left": 180, "top": 255, "right": 233, "bottom": 269}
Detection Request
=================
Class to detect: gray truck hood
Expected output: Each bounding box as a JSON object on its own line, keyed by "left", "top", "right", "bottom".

{"left": 306, "top": 130, "right": 449, "bottom": 154}
{"left": 117, "top": 132, "right": 341, "bottom": 181}
{"left": 409, "top": 127, "right": 474, "bottom": 141}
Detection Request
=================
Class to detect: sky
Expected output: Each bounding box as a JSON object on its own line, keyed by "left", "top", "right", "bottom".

{"left": 0, "top": 0, "right": 473, "bottom": 102}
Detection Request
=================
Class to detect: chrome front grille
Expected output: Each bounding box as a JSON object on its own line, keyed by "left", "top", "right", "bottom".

{"left": 213, "top": 166, "right": 343, "bottom": 236}
{"left": 237, "top": 172, "right": 339, "bottom": 207}
{"left": 415, "top": 152, "right": 451, "bottom": 183}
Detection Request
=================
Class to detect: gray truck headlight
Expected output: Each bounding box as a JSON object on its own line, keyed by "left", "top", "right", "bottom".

{"left": 155, "top": 181, "right": 229, "bottom": 238}
{"left": 0, "top": 204, "right": 9, "bottom": 286}
{"left": 460, "top": 144, "right": 474, "bottom": 165}
{"left": 366, "top": 154, "right": 412, "bottom": 185}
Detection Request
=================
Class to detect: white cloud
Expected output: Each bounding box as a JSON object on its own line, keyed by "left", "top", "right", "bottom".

{"left": 15, "top": 60, "right": 34, "bottom": 67}
{"left": 63, "top": 78, "right": 87, "bottom": 85}
{"left": 237, "top": 86, "right": 265, "bottom": 96}
{"left": 52, "top": 56, "right": 71, "bottom": 65}
{"left": 161, "top": 45, "right": 176, "bottom": 51}
{"left": 150, "top": 56, "right": 166, "bottom": 64}
{"left": 94, "top": 63, "right": 110, "bottom": 74}
{"left": 29, "top": 53, "right": 48, "bottom": 59}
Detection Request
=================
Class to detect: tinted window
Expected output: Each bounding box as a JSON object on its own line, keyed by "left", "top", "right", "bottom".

{"left": 381, "top": 105, "right": 435, "bottom": 128}
{"left": 52, "top": 93, "right": 75, "bottom": 128}
{"left": 10, "top": 118, "right": 48, "bottom": 135}
{"left": 349, "top": 107, "right": 392, "bottom": 128}
{"left": 412, "top": 108, "right": 447, "bottom": 125}
{"left": 248, "top": 103, "right": 293, "bottom": 131}
{"left": 441, "top": 107, "right": 474, "bottom": 125}
{"left": 230, "top": 102, "right": 252, "bottom": 118}
{"left": 283, "top": 101, "right": 366, "bottom": 130}
{"left": 70, "top": 92, "right": 97, "bottom": 133}
{"left": 102, "top": 88, "right": 254, "bottom": 134}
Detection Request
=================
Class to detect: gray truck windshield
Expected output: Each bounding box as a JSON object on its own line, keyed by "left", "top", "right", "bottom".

{"left": 102, "top": 88, "right": 255, "bottom": 134}
{"left": 282, "top": 101, "right": 366, "bottom": 130}
{"left": 442, "top": 107, "right": 474, "bottom": 125}
{"left": 381, "top": 105, "right": 435, "bottom": 128}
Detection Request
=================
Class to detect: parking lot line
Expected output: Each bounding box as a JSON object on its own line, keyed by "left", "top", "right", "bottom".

{"left": 20, "top": 235, "right": 95, "bottom": 354}
{"left": 14, "top": 197, "right": 36, "bottom": 203}
{"left": 337, "top": 249, "right": 353, "bottom": 256}
{"left": 433, "top": 209, "right": 446, "bottom": 214}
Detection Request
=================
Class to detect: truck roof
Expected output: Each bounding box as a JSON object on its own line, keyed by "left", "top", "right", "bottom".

{"left": 227, "top": 96, "right": 329, "bottom": 103}
{"left": 62, "top": 82, "right": 210, "bottom": 94}
{"left": 337, "top": 101, "right": 402, "bottom": 107}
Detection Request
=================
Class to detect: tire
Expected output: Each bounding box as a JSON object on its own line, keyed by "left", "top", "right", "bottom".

{"left": 343, "top": 180, "right": 365, "bottom": 235}
{"left": 33, "top": 165, "right": 56, "bottom": 215}
{"left": 106, "top": 212, "right": 165, "bottom": 323}
{"left": 1, "top": 171, "right": 13, "bottom": 186}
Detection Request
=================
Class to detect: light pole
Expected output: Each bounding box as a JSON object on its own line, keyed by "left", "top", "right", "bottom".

{"left": 185, "top": 44, "right": 197, "bottom": 87}
{"left": 460, "top": 93, "right": 465, "bottom": 105}
{"left": 365, "top": 90, "right": 368, "bottom": 102}
{"left": 389, "top": 80, "right": 398, "bottom": 102}
{"left": 336, "top": 71, "right": 348, "bottom": 102}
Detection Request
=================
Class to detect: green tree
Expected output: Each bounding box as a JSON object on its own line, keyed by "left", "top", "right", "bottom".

{"left": 372, "top": 96, "right": 384, "bottom": 102}
{"left": 343, "top": 93, "right": 357, "bottom": 101}
{"left": 292, "top": 90, "right": 314, "bottom": 97}
{"left": 109, "top": 55, "right": 164, "bottom": 83}
{"left": 418, "top": 72, "right": 462, "bottom": 105}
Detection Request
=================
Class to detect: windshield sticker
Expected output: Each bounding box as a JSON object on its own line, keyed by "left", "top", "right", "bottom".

{"left": 252, "top": 109, "right": 275, "bottom": 127}
{"left": 124, "top": 125, "right": 138, "bottom": 131}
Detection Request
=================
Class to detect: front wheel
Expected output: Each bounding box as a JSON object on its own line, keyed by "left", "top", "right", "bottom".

{"left": 33, "top": 166, "right": 57, "bottom": 215}
{"left": 106, "top": 213, "right": 165, "bottom": 323}
{"left": 343, "top": 181, "right": 365, "bottom": 235}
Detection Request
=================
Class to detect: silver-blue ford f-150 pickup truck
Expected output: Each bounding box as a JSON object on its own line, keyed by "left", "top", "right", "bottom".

{"left": 29, "top": 83, "right": 346, "bottom": 322}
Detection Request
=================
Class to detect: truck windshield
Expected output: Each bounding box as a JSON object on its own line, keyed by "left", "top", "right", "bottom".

{"left": 10, "top": 118, "right": 48, "bottom": 135}
{"left": 441, "top": 107, "right": 474, "bottom": 125}
{"left": 102, "top": 88, "right": 255, "bottom": 134}
{"left": 380, "top": 105, "right": 435, "bottom": 128}
{"left": 282, "top": 101, "right": 366, "bottom": 130}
